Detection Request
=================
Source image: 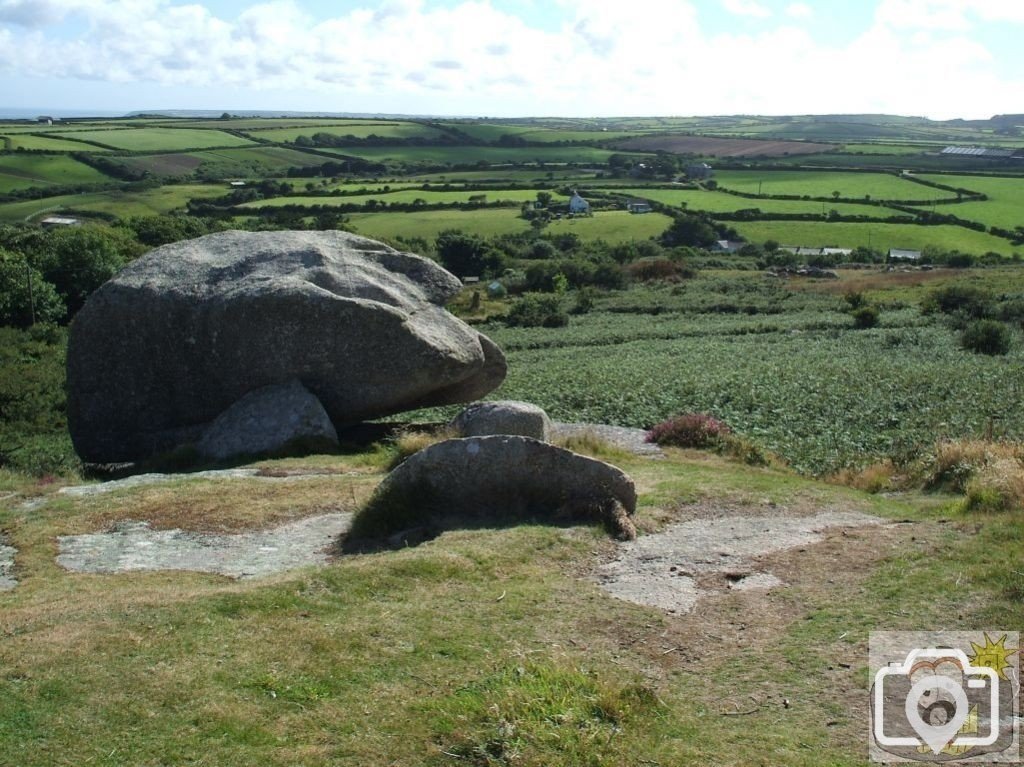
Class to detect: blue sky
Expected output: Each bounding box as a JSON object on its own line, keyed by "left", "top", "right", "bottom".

{"left": 0, "top": 0, "right": 1021, "bottom": 118}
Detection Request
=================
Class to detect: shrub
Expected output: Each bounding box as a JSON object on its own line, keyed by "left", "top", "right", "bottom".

{"left": 0, "top": 251, "right": 65, "bottom": 328}
{"left": 960, "top": 320, "right": 1011, "bottom": 355}
{"left": 922, "top": 285, "right": 992, "bottom": 319}
{"left": 625, "top": 258, "right": 693, "bottom": 283}
{"left": 572, "top": 287, "right": 596, "bottom": 315}
{"left": 646, "top": 413, "right": 730, "bottom": 449}
{"left": 506, "top": 293, "right": 568, "bottom": 328}
{"left": 851, "top": 305, "right": 880, "bottom": 329}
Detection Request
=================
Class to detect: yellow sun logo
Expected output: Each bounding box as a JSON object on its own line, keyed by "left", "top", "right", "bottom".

{"left": 968, "top": 632, "right": 1018, "bottom": 681}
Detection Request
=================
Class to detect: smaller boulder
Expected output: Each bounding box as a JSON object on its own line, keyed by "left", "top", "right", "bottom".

{"left": 349, "top": 435, "right": 636, "bottom": 547}
{"left": 450, "top": 400, "right": 552, "bottom": 441}
{"left": 197, "top": 380, "right": 338, "bottom": 461}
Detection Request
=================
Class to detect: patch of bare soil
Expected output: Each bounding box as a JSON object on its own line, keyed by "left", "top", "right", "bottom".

{"left": 615, "top": 134, "right": 836, "bottom": 157}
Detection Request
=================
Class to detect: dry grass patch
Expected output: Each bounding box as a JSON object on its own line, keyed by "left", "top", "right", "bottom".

{"left": 925, "top": 438, "right": 1024, "bottom": 511}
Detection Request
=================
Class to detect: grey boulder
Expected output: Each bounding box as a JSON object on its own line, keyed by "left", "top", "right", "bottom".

{"left": 450, "top": 400, "right": 552, "bottom": 441}
{"left": 196, "top": 380, "right": 338, "bottom": 461}
{"left": 351, "top": 436, "right": 637, "bottom": 543}
{"left": 67, "top": 230, "right": 507, "bottom": 463}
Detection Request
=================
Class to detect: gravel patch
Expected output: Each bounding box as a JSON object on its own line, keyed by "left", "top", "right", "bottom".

{"left": 595, "top": 510, "right": 882, "bottom": 614}
{"left": 0, "top": 536, "right": 16, "bottom": 591}
{"left": 552, "top": 422, "right": 663, "bottom": 457}
{"left": 57, "top": 512, "right": 352, "bottom": 579}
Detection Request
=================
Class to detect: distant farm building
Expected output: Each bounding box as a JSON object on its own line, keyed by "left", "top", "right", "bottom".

{"left": 780, "top": 247, "right": 853, "bottom": 257}
{"left": 941, "top": 146, "right": 1017, "bottom": 159}
{"left": 625, "top": 200, "right": 652, "bottom": 214}
{"left": 710, "top": 240, "right": 745, "bottom": 253}
{"left": 229, "top": 180, "right": 247, "bottom": 187}
{"left": 888, "top": 248, "right": 922, "bottom": 262}
{"left": 37, "top": 116, "right": 54, "bottom": 125}
{"left": 686, "top": 162, "right": 714, "bottom": 180}
{"left": 568, "top": 192, "right": 591, "bottom": 215}
{"left": 40, "top": 215, "right": 80, "bottom": 228}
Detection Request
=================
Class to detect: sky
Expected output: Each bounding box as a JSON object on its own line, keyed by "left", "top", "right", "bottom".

{"left": 0, "top": 0, "right": 1021, "bottom": 119}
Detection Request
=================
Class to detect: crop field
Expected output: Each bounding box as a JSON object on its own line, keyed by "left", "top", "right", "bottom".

{"left": 614, "top": 134, "right": 835, "bottom": 157}
{"left": 0, "top": 155, "right": 112, "bottom": 193}
{"left": 914, "top": 174, "right": 1024, "bottom": 231}
{"left": 0, "top": 134, "right": 106, "bottom": 151}
{"left": 248, "top": 123, "right": 449, "bottom": 143}
{"left": 469, "top": 273, "right": 1024, "bottom": 474}
{"left": 321, "top": 145, "right": 636, "bottom": 165}
{"left": 238, "top": 188, "right": 563, "bottom": 209}
{"left": 346, "top": 208, "right": 529, "bottom": 240}
{"left": 713, "top": 170, "right": 947, "bottom": 201}
{"left": 50, "top": 127, "right": 256, "bottom": 151}
{"left": 605, "top": 187, "right": 909, "bottom": 217}
{"left": 731, "top": 220, "right": 1016, "bottom": 254}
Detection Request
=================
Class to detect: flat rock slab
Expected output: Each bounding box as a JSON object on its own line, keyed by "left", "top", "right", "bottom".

{"left": 552, "top": 422, "right": 663, "bottom": 457}
{"left": 595, "top": 510, "right": 882, "bottom": 614}
{"left": 57, "top": 512, "right": 352, "bottom": 580}
{"left": 0, "top": 536, "right": 16, "bottom": 591}
{"left": 55, "top": 468, "right": 343, "bottom": 499}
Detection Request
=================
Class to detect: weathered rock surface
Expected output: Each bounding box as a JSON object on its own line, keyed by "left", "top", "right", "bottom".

{"left": 450, "top": 400, "right": 552, "bottom": 441}
{"left": 197, "top": 379, "right": 338, "bottom": 461}
{"left": 67, "top": 230, "right": 506, "bottom": 462}
{"left": 0, "top": 536, "right": 16, "bottom": 591}
{"left": 352, "top": 436, "right": 637, "bottom": 543}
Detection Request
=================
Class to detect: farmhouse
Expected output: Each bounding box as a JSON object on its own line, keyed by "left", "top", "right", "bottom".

{"left": 686, "top": 162, "right": 713, "bottom": 180}
{"left": 710, "top": 240, "right": 745, "bottom": 253}
{"left": 781, "top": 246, "right": 853, "bottom": 257}
{"left": 568, "top": 191, "right": 591, "bottom": 215}
{"left": 625, "top": 200, "right": 652, "bottom": 214}
{"left": 888, "top": 248, "right": 922, "bottom": 262}
{"left": 40, "top": 215, "right": 80, "bottom": 228}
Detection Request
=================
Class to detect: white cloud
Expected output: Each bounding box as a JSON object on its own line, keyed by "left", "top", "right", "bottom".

{"left": 0, "top": 0, "right": 1019, "bottom": 119}
{"left": 785, "top": 2, "right": 813, "bottom": 19}
{"left": 722, "top": 0, "right": 771, "bottom": 18}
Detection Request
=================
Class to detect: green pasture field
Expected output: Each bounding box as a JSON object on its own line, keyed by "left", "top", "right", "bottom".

{"left": 322, "top": 145, "right": 638, "bottom": 165}
{"left": 913, "top": 174, "right": 1024, "bottom": 231}
{"left": 731, "top": 220, "right": 1016, "bottom": 254}
{"left": 0, "top": 184, "right": 226, "bottom": 222}
{"left": 1, "top": 134, "right": 108, "bottom": 151}
{"left": 407, "top": 169, "right": 596, "bottom": 182}
{"left": 238, "top": 188, "right": 564, "bottom": 209}
{"left": 169, "top": 118, "right": 417, "bottom": 131}
{"left": 713, "top": 170, "right": 948, "bottom": 201}
{"left": 114, "top": 146, "right": 332, "bottom": 176}
{"left": 439, "top": 123, "right": 538, "bottom": 141}
{"left": 347, "top": 208, "right": 529, "bottom": 241}
{"left": 544, "top": 210, "right": 673, "bottom": 244}
{"left": 50, "top": 127, "right": 256, "bottom": 151}
{"left": 250, "top": 123, "right": 448, "bottom": 143}
{"left": 0, "top": 155, "right": 112, "bottom": 193}
{"left": 606, "top": 187, "right": 909, "bottom": 217}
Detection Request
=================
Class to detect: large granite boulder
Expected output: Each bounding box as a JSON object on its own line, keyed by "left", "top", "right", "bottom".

{"left": 450, "top": 400, "right": 552, "bottom": 441}
{"left": 67, "top": 230, "right": 506, "bottom": 463}
{"left": 349, "top": 436, "right": 637, "bottom": 545}
{"left": 196, "top": 379, "right": 338, "bottom": 461}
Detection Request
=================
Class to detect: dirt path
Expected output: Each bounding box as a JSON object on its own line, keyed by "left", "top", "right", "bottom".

{"left": 595, "top": 509, "right": 883, "bottom": 613}
{"left": 57, "top": 512, "right": 352, "bottom": 579}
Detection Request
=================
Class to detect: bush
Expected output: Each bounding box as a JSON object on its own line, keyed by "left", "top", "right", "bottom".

{"left": 646, "top": 413, "right": 730, "bottom": 449}
{"left": 625, "top": 258, "right": 694, "bottom": 283}
{"left": 923, "top": 285, "right": 993, "bottom": 319}
{"left": 851, "top": 305, "right": 880, "bottom": 329}
{"left": 0, "top": 250, "right": 65, "bottom": 328}
{"left": 960, "top": 320, "right": 1011, "bottom": 355}
{"left": 506, "top": 293, "right": 568, "bottom": 328}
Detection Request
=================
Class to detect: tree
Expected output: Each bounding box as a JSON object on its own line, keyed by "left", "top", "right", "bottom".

{"left": 434, "top": 230, "right": 506, "bottom": 278}
{"left": 0, "top": 250, "right": 65, "bottom": 328}
{"left": 536, "top": 191, "right": 553, "bottom": 207}
{"left": 660, "top": 213, "right": 718, "bottom": 248}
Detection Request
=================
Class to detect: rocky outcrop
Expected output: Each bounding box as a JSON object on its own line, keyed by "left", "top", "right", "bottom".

{"left": 196, "top": 380, "right": 338, "bottom": 461}
{"left": 450, "top": 400, "right": 552, "bottom": 441}
{"left": 349, "top": 436, "right": 637, "bottom": 545}
{"left": 67, "top": 230, "right": 506, "bottom": 463}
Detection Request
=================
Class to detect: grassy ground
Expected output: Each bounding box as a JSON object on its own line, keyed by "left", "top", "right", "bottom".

{"left": 731, "top": 220, "right": 1016, "bottom": 254}
{"left": 0, "top": 155, "right": 113, "bottom": 193}
{"left": 0, "top": 134, "right": 109, "bottom": 152}
{"left": 239, "top": 189, "right": 564, "bottom": 209}
{"left": 0, "top": 185, "right": 227, "bottom": 222}
{"left": 607, "top": 187, "right": 907, "bottom": 217}
{"left": 250, "top": 124, "right": 448, "bottom": 143}
{"left": 713, "top": 170, "right": 949, "bottom": 201}
{"left": 913, "top": 174, "right": 1024, "bottom": 231}
{"left": 0, "top": 443, "right": 1018, "bottom": 766}
{"left": 50, "top": 128, "right": 256, "bottom": 151}
{"left": 320, "top": 146, "right": 637, "bottom": 165}
{"left": 544, "top": 210, "right": 673, "bottom": 244}
{"left": 347, "top": 208, "right": 530, "bottom": 241}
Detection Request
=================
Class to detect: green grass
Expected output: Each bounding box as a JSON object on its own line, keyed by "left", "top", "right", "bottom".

{"left": 0, "top": 155, "right": 113, "bottom": 193}
{"left": 50, "top": 127, "right": 256, "bottom": 151}
{"left": 912, "top": 174, "right": 1024, "bottom": 231}
{"left": 0, "top": 184, "right": 227, "bottom": 222}
{"left": 347, "top": 208, "right": 530, "bottom": 240}
{"left": 113, "top": 147, "right": 331, "bottom": 177}
{"left": 544, "top": 210, "right": 673, "bottom": 244}
{"left": 1, "top": 134, "right": 109, "bottom": 152}
{"left": 238, "top": 188, "right": 565, "bottom": 209}
{"left": 732, "top": 220, "right": 1016, "bottom": 254}
{"left": 839, "top": 143, "right": 930, "bottom": 155}
{"left": 320, "top": 145, "right": 640, "bottom": 165}
{"left": 714, "top": 170, "right": 949, "bottom": 201}
{"left": 250, "top": 123, "right": 448, "bottom": 143}
{"left": 408, "top": 169, "right": 596, "bottom": 182}
{"left": 608, "top": 187, "right": 908, "bottom": 217}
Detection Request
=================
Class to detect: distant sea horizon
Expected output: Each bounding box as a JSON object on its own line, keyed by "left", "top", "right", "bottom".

{"left": 0, "top": 107, "right": 127, "bottom": 119}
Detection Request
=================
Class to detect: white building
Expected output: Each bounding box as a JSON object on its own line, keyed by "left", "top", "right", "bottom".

{"left": 568, "top": 191, "right": 590, "bottom": 215}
